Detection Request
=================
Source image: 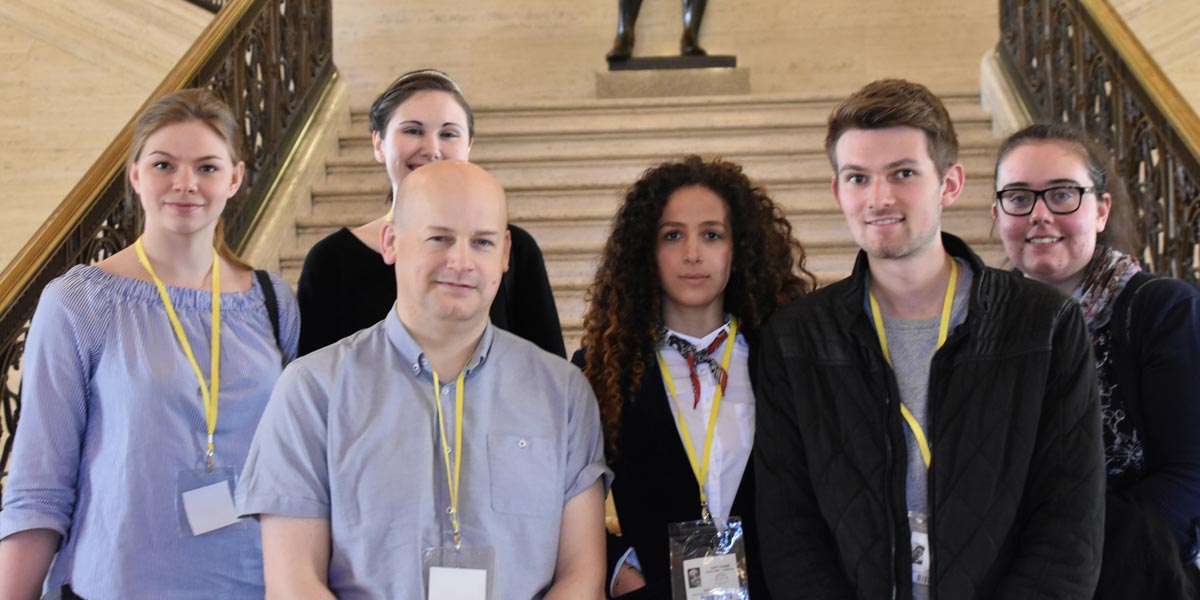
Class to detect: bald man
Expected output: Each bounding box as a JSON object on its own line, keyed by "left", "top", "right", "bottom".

{"left": 237, "top": 162, "right": 609, "bottom": 599}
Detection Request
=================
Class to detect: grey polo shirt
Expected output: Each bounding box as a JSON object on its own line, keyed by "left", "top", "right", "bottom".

{"left": 236, "top": 308, "right": 610, "bottom": 599}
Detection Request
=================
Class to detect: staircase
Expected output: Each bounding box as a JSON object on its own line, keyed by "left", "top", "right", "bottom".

{"left": 278, "top": 93, "right": 1005, "bottom": 352}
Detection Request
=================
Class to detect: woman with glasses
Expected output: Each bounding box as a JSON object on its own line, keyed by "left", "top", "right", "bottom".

{"left": 992, "top": 122, "right": 1200, "bottom": 599}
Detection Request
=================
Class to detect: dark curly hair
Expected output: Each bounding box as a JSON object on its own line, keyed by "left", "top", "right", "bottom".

{"left": 581, "top": 155, "right": 816, "bottom": 450}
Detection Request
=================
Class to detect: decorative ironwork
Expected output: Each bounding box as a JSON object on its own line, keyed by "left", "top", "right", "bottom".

{"left": 997, "top": 0, "right": 1200, "bottom": 284}
{"left": 0, "top": 0, "right": 334, "bottom": 493}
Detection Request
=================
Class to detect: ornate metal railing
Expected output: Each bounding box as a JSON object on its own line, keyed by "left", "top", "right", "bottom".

{"left": 0, "top": 0, "right": 334, "bottom": 492}
{"left": 997, "top": 0, "right": 1200, "bottom": 284}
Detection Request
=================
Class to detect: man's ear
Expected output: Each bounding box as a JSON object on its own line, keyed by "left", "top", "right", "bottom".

{"left": 501, "top": 228, "right": 511, "bottom": 273}
{"left": 381, "top": 220, "right": 399, "bottom": 265}
{"left": 939, "top": 163, "right": 966, "bottom": 208}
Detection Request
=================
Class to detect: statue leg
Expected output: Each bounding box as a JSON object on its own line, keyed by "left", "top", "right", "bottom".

{"left": 607, "top": 0, "right": 643, "bottom": 60}
{"left": 681, "top": 0, "right": 707, "bottom": 55}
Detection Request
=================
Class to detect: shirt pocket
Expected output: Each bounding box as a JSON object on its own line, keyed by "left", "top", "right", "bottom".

{"left": 487, "top": 433, "right": 558, "bottom": 518}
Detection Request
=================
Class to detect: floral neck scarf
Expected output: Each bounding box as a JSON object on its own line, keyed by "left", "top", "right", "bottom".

{"left": 1072, "top": 245, "right": 1142, "bottom": 344}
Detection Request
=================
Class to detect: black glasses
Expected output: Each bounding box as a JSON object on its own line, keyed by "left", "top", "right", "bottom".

{"left": 995, "top": 186, "right": 1096, "bottom": 216}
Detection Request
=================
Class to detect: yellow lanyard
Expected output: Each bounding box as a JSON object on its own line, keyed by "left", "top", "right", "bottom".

{"left": 869, "top": 259, "right": 958, "bottom": 469}
{"left": 134, "top": 238, "right": 221, "bottom": 469}
{"left": 433, "top": 370, "right": 466, "bottom": 549}
{"left": 657, "top": 317, "right": 738, "bottom": 522}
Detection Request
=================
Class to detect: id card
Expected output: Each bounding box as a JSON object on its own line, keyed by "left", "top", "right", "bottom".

{"left": 176, "top": 467, "right": 243, "bottom": 537}
{"left": 909, "top": 511, "right": 931, "bottom": 586}
{"left": 422, "top": 545, "right": 495, "bottom": 600}
{"left": 668, "top": 517, "right": 749, "bottom": 600}
{"left": 681, "top": 554, "right": 740, "bottom": 599}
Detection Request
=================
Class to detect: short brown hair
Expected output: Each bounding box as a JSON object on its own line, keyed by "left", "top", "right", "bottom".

{"left": 825, "top": 79, "right": 958, "bottom": 177}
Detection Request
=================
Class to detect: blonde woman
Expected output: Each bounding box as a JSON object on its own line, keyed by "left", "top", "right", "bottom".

{"left": 0, "top": 88, "right": 298, "bottom": 599}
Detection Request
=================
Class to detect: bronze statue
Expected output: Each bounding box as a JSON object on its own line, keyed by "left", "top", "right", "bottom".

{"left": 606, "top": 0, "right": 708, "bottom": 60}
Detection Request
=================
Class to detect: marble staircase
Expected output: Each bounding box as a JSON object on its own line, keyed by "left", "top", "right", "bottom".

{"left": 278, "top": 93, "right": 1005, "bottom": 352}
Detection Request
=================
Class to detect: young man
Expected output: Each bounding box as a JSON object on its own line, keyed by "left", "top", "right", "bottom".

{"left": 753, "top": 79, "right": 1104, "bottom": 599}
{"left": 237, "top": 161, "right": 609, "bottom": 599}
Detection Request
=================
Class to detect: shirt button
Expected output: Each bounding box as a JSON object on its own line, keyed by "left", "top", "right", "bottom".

{"left": 517, "top": 439, "right": 528, "bottom": 449}
{"left": 412, "top": 364, "right": 420, "bottom": 374}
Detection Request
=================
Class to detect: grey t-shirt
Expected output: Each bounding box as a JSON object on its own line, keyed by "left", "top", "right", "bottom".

{"left": 236, "top": 308, "right": 611, "bottom": 599}
{"left": 871, "top": 258, "right": 971, "bottom": 600}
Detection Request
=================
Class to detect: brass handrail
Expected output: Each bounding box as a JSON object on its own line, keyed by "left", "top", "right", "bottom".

{"left": 1080, "top": 0, "right": 1200, "bottom": 167}
{"left": 0, "top": 0, "right": 257, "bottom": 320}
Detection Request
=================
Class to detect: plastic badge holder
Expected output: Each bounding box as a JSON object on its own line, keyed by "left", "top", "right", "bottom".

{"left": 909, "top": 511, "right": 931, "bottom": 589}
{"left": 176, "top": 466, "right": 244, "bottom": 537}
{"left": 422, "top": 545, "right": 495, "bottom": 600}
{"left": 668, "top": 516, "right": 750, "bottom": 600}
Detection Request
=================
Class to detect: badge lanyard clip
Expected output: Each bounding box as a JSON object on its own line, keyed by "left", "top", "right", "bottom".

{"left": 135, "top": 238, "right": 221, "bottom": 471}
{"left": 657, "top": 317, "right": 739, "bottom": 523}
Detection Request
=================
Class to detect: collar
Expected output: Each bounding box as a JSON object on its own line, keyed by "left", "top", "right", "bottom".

{"left": 660, "top": 314, "right": 734, "bottom": 348}
{"left": 844, "top": 231, "right": 987, "bottom": 307}
{"left": 385, "top": 305, "right": 495, "bottom": 378}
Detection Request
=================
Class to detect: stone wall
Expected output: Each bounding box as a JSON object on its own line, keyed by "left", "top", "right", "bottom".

{"left": 334, "top": 0, "right": 1001, "bottom": 106}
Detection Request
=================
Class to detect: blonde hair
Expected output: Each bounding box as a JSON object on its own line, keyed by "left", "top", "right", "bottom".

{"left": 127, "top": 88, "right": 252, "bottom": 270}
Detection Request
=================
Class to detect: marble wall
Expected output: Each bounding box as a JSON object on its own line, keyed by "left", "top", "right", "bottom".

{"left": 0, "top": 0, "right": 210, "bottom": 271}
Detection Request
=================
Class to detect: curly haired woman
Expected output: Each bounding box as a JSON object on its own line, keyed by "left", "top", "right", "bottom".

{"left": 572, "top": 155, "right": 815, "bottom": 599}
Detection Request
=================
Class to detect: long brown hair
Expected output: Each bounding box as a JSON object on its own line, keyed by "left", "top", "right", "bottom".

{"left": 127, "top": 87, "right": 251, "bottom": 270}
{"left": 581, "top": 155, "right": 815, "bottom": 450}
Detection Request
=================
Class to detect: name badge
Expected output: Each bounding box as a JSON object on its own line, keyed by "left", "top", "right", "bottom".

{"left": 682, "top": 553, "right": 740, "bottom": 599}
{"left": 428, "top": 567, "right": 486, "bottom": 600}
{"left": 668, "top": 516, "right": 750, "bottom": 600}
{"left": 909, "top": 511, "right": 932, "bottom": 586}
{"left": 177, "top": 467, "right": 242, "bottom": 537}
{"left": 423, "top": 545, "right": 494, "bottom": 600}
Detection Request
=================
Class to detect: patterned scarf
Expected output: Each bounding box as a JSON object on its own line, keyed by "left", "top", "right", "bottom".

{"left": 1073, "top": 245, "right": 1142, "bottom": 343}
{"left": 659, "top": 324, "right": 730, "bottom": 410}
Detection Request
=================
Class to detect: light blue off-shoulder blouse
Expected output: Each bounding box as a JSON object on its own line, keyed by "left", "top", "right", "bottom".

{"left": 0, "top": 264, "right": 298, "bottom": 599}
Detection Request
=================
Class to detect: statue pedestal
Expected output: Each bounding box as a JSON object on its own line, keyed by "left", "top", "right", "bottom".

{"left": 596, "top": 56, "right": 748, "bottom": 98}
{"left": 607, "top": 55, "right": 737, "bottom": 71}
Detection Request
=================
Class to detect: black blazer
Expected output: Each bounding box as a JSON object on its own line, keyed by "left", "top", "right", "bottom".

{"left": 572, "top": 348, "right": 770, "bottom": 600}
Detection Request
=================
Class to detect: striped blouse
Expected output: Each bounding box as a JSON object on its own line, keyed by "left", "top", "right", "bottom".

{"left": 0, "top": 264, "right": 298, "bottom": 598}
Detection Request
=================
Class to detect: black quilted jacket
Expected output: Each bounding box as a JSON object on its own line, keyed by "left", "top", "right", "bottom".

{"left": 753, "top": 233, "right": 1105, "bottom": 600}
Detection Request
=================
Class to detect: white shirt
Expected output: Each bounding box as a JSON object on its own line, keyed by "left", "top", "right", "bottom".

{"left": 610, "top": 320, "right": 755, "bottom": 595}
{"left": 659, "top": 320, "right": 754, "bottom": 521}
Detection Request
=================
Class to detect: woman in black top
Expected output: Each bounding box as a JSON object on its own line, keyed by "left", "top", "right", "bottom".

{"left": 992, "top": 123, "right": 1200, "bottom": 598}
{"left": 573, "top": 156, "right": 814, "bottom": 598}
{"left": 296, "top": 70, "right": 564, "bottom": 356}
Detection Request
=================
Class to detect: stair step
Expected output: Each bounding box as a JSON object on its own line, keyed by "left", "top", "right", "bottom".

{"left": 277, "top": 237, "right": 1012, "bottom": 351}
{"left": 295, "top": 204, "right": 994, "bottom": 247}
{"left": 319, "top": 148, "right": 1000, "bottom": 192}
{"left": 309, "top": 178, "right": 1001, "bottom": 218}
{"left": 347, "top": 93, "right": 991, "bottom": 136}
{"left": 337, "top": 120, "right": 999, "bottom": 161}
{"left": 532, "top": 236, "right": 1009, "bottom": 281}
